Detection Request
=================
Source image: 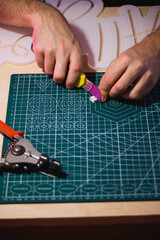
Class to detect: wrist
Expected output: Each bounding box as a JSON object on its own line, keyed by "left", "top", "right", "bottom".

{"left": 0, "top": 0, "right": 50, "bottom": 28}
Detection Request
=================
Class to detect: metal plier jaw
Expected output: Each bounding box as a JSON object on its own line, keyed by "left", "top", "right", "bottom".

{"left": 0, "top": 120, "right": 67, "bottom": 178}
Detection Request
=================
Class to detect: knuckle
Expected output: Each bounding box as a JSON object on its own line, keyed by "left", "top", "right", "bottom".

{"left": 70, "top": 63, "right": 81, "bottom": 73}
{"left": 101, "top": 79, "right": 112, "bottom": 91}
{"left": 54, "top": 73, "right": 65, "bottom": 82}
{"left": 45, "top": 46, "right": 54, "bottom": 56}
{"left": 119, "top": 51, "right": 131, "bottom": 64}
{"left": 113, "top": 82, "right": 124, "bottom": 93}
{"left": 134, "top": 59, "right": 146, "bottom": 72}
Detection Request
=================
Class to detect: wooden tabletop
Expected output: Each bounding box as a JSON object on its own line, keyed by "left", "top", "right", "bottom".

{"left": 0, "top": 7, "right": 160, "bottom": 225}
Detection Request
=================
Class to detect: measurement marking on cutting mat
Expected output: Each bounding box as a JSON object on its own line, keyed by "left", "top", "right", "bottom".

{"left": 1, "top": 73, "right": 160, "bottom": 203}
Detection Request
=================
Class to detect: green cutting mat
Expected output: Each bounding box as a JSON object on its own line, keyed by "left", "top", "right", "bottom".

{"left": 0, "top": 73, "right": 160, "bottom": 203}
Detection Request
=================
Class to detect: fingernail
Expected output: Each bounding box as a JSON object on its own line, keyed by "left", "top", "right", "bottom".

{"left": 66, "top": 85, "right": 73, "bottom": 89}
{"left": 53, "top": 78, "right": 63, "bottom": 85}
{"left": 101, "top": 95, "right": 106, "bottom": 102}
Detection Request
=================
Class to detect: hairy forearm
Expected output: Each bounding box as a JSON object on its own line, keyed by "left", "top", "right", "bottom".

{"left": 0, "top": 0, "right": 35, "bottom": 27}
{"left": 0, "top": 0, "right": 61, "bottom": 29}
{"left": 140, "top": 26, "right": 160, "bottom": 55}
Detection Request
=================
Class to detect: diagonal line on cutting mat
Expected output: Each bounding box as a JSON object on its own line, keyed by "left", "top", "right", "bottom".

{"left": 134, "top": 155, "right": 160, "bottom": 194}
{"left": 27, "top": 118, "right": 160, "bottom": 160}
{"left": 65, "top": 122, "right": 160, "bottom": 197}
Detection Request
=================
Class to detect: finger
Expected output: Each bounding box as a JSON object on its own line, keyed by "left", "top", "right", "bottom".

{"left": 32, "top": 40, "right": 45, "bottom": 69}
{"left": 53, "top": 55, "right": 69, "bottom": 84}
{"left": 98, "top": 55, "right": 128, "bottom": 102}
{"left": 34, "top": 49, "right": 44, "bottom": 69}
{"left": 44, "top": 47, "right": 56, "bottom": 75}
{"left": 109, "top": 62, "right": 145, "bottom": 98}
{"left": 121, "top": 71, "right": 153, "bottom": 100}
{"left": 65, "top": 50, "right": 82, "bottom": 89}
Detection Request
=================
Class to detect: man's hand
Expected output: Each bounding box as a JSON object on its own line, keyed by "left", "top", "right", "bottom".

{"left": 0, "top": 0, "right": 82, "bottom": 88}
{"left": 99, "top": 27, "right": 160, "bottom": 102}
{"left": 31, "top": 5, "right": 82, "bottom": 89}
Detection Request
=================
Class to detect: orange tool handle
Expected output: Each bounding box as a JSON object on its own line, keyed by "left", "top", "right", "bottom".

{"left": 0, "top": 120, "right": 24, "bottom": 140}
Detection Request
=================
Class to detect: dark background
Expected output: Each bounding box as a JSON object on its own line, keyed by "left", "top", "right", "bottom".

{"left": 103, "top": 0, "right": 159, "bottom": 6}
{"left": 1, "top": 1, "right": 160, "bottom": 240}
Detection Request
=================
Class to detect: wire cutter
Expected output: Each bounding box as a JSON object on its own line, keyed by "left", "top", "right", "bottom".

{"left": 0, "top": 120, "right": 67, "bottom": 178}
